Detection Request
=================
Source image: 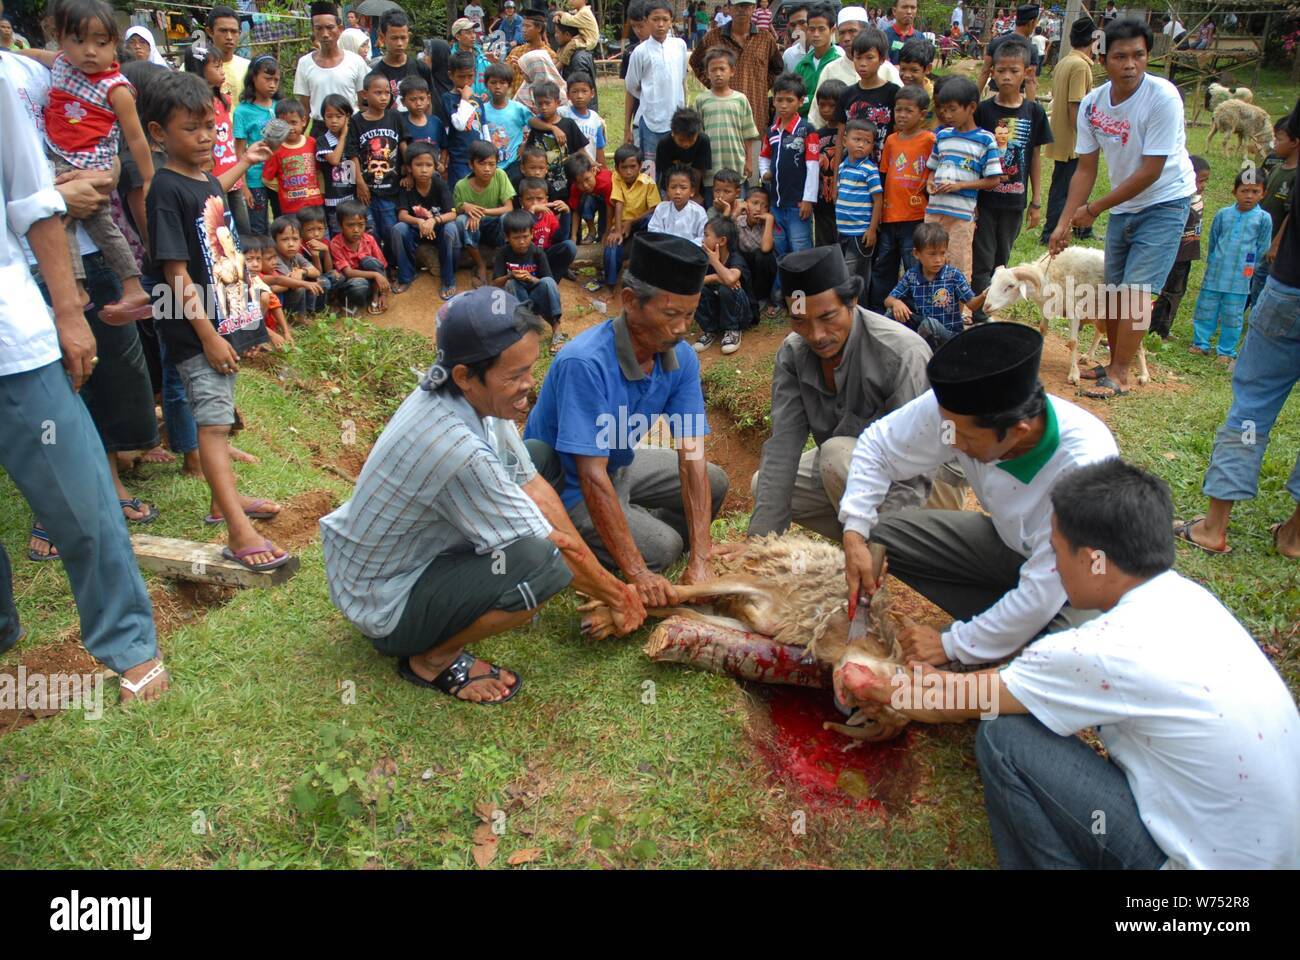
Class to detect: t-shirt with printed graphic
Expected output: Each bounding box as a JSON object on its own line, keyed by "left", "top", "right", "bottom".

{"left": 146, "top": 168, "right": 264, "bottom": 364}
{"left": 483, "top": 99, "right": 533, "bottom": 167}
{"left": 880, "top": 129, "right": 936, "bottom": 223}
{"left": 493, "top": 243, "right": 553, "bottom": 282}
{"left": 211, "top": 96, "right": 243, "bottom": 190}
{"left": 530, "top": 208, "right": 562, "bottom": 249}
{"left": 816, "top": 124, "right": 839, "bottom": 205}
{"left": 398, "top": 177, "right": 456, "bottom": 223}
{"left": 833, "top": 82, "right": 901, "bottom": 164}
{"left": 347, "top": 109, "right": 402, "bottom": 197}
{"left": 975, "top": 97, "right": 1052, "bottom": 211}
{"left": 925, "top": 126, "right": 1003, "bottom": 221}
{"left": 314, "top": 129, "right": 356, "bottom": 214}
{"left": 525, "top": 116, "right": 588, "bottom": 202}
{"left": 370, "top": 58, "right": 433, "bottom": 115}
{"left": 263, "top": 137, "right": 325, "bottom": 214}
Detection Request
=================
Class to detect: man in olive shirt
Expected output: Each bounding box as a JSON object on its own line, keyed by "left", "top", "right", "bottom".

{"left": 1039, "top": 16, "right": 1096, "bottom": 244}
{"left": 749, "top": 247, "right": 936, "bottom": 540}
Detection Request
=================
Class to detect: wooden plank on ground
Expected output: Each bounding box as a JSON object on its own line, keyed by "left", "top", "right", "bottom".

{"left": 130, "top": 534, "right": 300, "bottom": 588}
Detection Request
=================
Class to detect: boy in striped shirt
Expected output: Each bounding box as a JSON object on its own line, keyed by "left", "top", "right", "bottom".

{"left": 835, "top": 119, "right": 883, "bottom": 297}
{"left": 695, "top": 47, "right": 760, "bottom": 206}
{"left": 923, "top": 77, "right": 1003, "bottom": 282}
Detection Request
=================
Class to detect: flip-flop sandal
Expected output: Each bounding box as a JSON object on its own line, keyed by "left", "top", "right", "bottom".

{"left": 221, "top": 541, "right": 292, "bottom": 572}
{"left": 1078, "top": 364, "right": 1107, "bottom": 381}
{"left": 1269, "top": 523, "right": 1296, "bottom": 558}
{"left": 119, "top": 660, "right": 167, "bottom": 701}
{"left": 367, "top": 301, "right": 384, "bottom": 315}
{"left": 440, "top": 286, "right": 457, "bottom": 300}
{"left": 391, "top": 282, "right": 411, "bottom": 294}
{"left": 396, "top": 651, "right": 522, "bottom": 705}
{"left": 26, "top": 526, "right": 60, "bottom": 563}
{"left": 1080, "top": 375, "right": 1129, "bottom": 399}
{"left": 203, "top": 499, "right": 280, "bottom": 525}
{"left": 119, "top": 497, "right": 159, "bottom": 525}
{"left": 1173, "top": 517, "right": 1231, "bottom": 555}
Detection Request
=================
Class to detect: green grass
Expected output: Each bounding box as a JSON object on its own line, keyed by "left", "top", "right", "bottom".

{"left": 0, "top": 71, "right": 1295, "bottom": 870}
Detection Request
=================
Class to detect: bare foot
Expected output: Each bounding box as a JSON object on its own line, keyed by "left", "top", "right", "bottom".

{"left": 1273, "top": 519, "right": 1300, "bottom": 559}
{"left": 227, "top": 444, "right": 259, "bottom": 464}
{"left": 116, "top": 451, "right": 141, "bottom": 472}
{"left": 225, "top": 531, "right": 288, "bottom": 568}
{"left": 181, "top": 451, "right": 203, "bottom": 477}
{"left": 119, "top": 658, "right": 170, "bottom": 704}
{"left": 137, "top": 446, "right": 176, "bottom": 465}
{"left": 409, "top": 650, "right": 517, "bottom": 702}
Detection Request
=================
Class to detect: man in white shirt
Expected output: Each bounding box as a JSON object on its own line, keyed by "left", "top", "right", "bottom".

{"left": 1049, "top": 16, "right": 1194, "bottom": 399}
{"left": 840, "top": 458, "right": 1300, "bottom": 869}
{"left": 781, "top": 3, "right": 811, "bottom": 72}
{"left": 294, "top": 1, "right": 371, "bottom": 126}
{"left": 0, "top": 59, "right": 167, "bottom": 702}
{"left": 624, "top": 0, "right": 689, "bottom": 166}
{"left": 952, "top": 1, "right": 964, "bottom": 32}
{"left": 839, "top": 323, "right": 1117, "bottom": 666}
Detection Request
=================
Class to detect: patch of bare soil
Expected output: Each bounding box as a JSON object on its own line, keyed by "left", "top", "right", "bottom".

{"left": 260, "top": 488, "right": 337, "bottom": 550}
{"left": 706, "top": 408, "right": 764, "bottom": 514}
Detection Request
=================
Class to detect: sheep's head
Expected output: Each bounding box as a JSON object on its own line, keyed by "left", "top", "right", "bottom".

{"left": 983, "top": 265, "right": 1027, "bottom": 315}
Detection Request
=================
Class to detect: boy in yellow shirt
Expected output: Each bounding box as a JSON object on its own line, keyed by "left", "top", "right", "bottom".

{"left": 556, "top": 0, "right": 599, "bottom": 67}
{"left": 590, "top": 144, "right": 661, "bottom": 290}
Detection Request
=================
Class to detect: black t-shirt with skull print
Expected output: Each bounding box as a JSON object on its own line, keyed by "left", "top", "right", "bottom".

{"left": 346, "top": 108, "right": 402, "bottom": 197}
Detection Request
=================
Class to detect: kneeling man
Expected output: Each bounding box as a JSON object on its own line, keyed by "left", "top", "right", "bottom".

{"left": 841, "top": 459, "right": 1300, "bottom": 869}
{"left": 321, "top": 289, "right": 646, "bottom": 704}
{"left": 749, "top": 246, "right": 935, "bottom": 541}
{"left": 525, "top": 233, "right": 730, "bottom": 607}
{"left": 840, "top": 323, "right": 1117, "bottom": 665}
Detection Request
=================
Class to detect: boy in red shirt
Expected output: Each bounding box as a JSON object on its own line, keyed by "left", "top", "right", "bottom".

{"left": 261, "top": 100, "right": 325, "bottom": 215}
{"left": 518, "top": 177, "right": 577, "bottom": 280}
{"left": 565, "top": 151, "right": 612, "bottom": 245}
{"left": 328, "top": 199, "right": 391, "bottom": 314}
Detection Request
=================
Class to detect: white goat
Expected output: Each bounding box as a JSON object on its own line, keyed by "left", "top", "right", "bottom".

{"left": 1207, "top": 99, "right": 1274, "bottom": 160}
{"left": 983, "top": 247, "right": 1150, "bottom": 386}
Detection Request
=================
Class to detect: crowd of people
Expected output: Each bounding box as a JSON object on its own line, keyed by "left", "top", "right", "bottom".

{"left": 1, "top": 0, "right": 1298, "bottom": 870}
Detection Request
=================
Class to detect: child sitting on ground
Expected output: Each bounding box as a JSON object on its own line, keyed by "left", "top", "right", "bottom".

{"left": 1150, "top": 155, "right": 1210, "bottom": 340}
{"left": 836, "top": 119, "right": 883, "bottom": 301}
{"left": 244, "top": 238, "right": 291, "bottom": 348}
{"left": 709, "top": 168, "right": 745, "bottom": 221}
{"left": 736, "top": 184, "right": 780, "bottom": 318}
{"left": 593, "top": 144, "right": 661, "bottom": 291}
{"left": 26, "top": 0, "right": 155, "bottom": 323}
{"left": 1189, "top": 168, "right": 1272, "bottom": 362}
{"left": 268, "top": 215, "right": 325, "bottom": 322}
{"left": 493, "top": 209, "right": 566, "bottom": 351}
{"left": 454, "top": 139, "right": 518, "bottom": 287}
{"left": 654, "top": 107, "right": 711, "bottom": 204}
{"left": 328, "top": 199, "right": 391, "bottom": 314}
{"left": 649, "top": 165, "right": 710, "bottom": 245}
{"left": 519, "top": 176, "right": 578, "bottom": 280}
{"left": 392, "top": 142, "right": 460, "bottom": 299}
{"left": 295, "top": 206, "right": 339, "bottom": 307}
{"left": 884, "top": 222, "right": 986, "bottom": 348}
{"left": 565, "top": 151, "right": 613, "bottom": 244}
{"left": 695, "top": 216, "right": 752, "bottom": 355}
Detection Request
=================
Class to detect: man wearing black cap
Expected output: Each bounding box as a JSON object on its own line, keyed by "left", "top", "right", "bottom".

{"left": 980, "top": 4, "right": 1042, "bottom": 99}
{"left": 1039, "top": 16, "right": 1097, "bottom": 244}
{"left": 525, "top": 233, "right": 730, "bottom": 607}
{"left": 838, "top": 323, "right": 1117, "bottom": 666}
{"left": 748, "top": 246, "right": 937, "bottom": 540}
{"left": 321, "top": 289, "right": 645, "bottom": 704}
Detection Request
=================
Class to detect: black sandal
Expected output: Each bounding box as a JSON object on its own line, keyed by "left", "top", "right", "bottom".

{"left": 396, "top": 651, "right": 522, "bottom": 704}
{"left": 1080, "top": 375, "right": 1129, "bottom": 399}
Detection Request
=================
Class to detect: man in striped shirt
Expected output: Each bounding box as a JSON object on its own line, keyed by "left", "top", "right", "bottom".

{"left": 321, "top": 289, "right": 645, "bottom": 704}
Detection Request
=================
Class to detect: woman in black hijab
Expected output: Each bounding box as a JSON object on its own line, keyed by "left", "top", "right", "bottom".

{"left": 422, "top": 37, "right": 454, "bottom": 125}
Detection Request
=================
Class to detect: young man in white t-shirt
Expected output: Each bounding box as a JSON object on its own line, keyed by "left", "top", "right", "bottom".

{"left": 839, "top": 458, "right": 1300, "bottom": 869}
{"left": 1049, "top": 17, "right": 1194, "bottom": 401}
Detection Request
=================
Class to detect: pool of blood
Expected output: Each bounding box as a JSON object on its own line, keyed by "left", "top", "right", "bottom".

{"left": 751, "top": 684, "right": 915, "bottom": 813}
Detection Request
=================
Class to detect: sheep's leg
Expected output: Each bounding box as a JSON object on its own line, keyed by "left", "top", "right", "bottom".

{"left": 577, "top": 575, "right": 768, "bottom": 640}
{"left": 1206, "top": 124, "right": 1217, "bottom": 151}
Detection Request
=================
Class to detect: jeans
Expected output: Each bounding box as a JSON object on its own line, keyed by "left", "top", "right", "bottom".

{"left": 696, "top": 282, "right": 752, "bottom": 333}
{"left": 391, "top": 220, "right": 459, "bottom": 287}
{"left": 1201, "top": 276, "right": 1300, "bottom": 503}
{"left": 1191, "top": 288, "right": 1248, "bottom": 357}
{"left": 507, "top": 276, "right": 563, "bottom": 321}
{"left": 771, "top": 204, "right": 814, "bottom": 295}
{"left": 638, "top": 119, "right": 668, "bottom": 175}
{"left": 869, "top": 219, "right": 918, "bottom": 311}
{"left": 839, "top": 234, "right": 875, "bottom": 307}
{"left": 456, "top": 213, "right": 506, "bottom": 248}
{"left": 247, "top": 186, "right": 270, "bottom": 236}
{"left": 602, "top": 213, "right": 651, "bottom": 285}
{"left": 0, "top": 361, "right": 159, "bottom": 674}
{"left": 976, "top": 714, "right": 1168, "bottom": 869}
{"left": 544, "top": 239, "right": 577, "bottom": 279}
{"left": 1103, "top": 196, "right": 1193, "bottom": 289}
{"left": 447, "top": 160, "right": 471, "bottom": 191}
{"left": 154, "top": 322, "right": 198, "bottom": 454}
{"left": 369, "top": 195, "right": 399, "bottom": 264}
{"left": 578, "top": 193, "right": 608, "bottom": 241}
{"left": 280, "top": 274, "right": 334, "bottom": 316}
{"left": 339, "top": 255, "right": 388, "bottom": 310}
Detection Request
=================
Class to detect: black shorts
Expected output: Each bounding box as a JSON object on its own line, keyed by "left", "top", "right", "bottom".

{"left": 371, "top": 536, "right": 572, "bottom": 658}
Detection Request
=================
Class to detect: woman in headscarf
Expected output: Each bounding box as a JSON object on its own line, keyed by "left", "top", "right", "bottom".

{"left": 422, "top": 37, "right": 455, "bottom": 126}
{"left": 124, "top": 24, "right": 168, "bottom": 66}
{"left": 513, "top": 48, "right": 568, "bottom": 111}
{"left": 339, "top": 26, "right": 371, "bottom": 60}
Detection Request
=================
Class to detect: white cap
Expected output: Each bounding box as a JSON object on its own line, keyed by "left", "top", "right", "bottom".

{"left": 451, "top": 17, "right": 475, "bottom": 34}
{"left": 838, "top": 6, "right": 870, "bottom": 26}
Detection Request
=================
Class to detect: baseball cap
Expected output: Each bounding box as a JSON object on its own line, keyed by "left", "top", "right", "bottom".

{"left": 423, "top": 288, "right": 537, "bottom": 389}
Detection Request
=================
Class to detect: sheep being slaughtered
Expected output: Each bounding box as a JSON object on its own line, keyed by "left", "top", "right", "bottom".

{"left": 579, "top": 534, "right": 911, "bottom": 741}
{"left": 982, "top": 247, "right": 1150, "bottom": 386}
{"left": 1207, "top": 99, "right": 1274, "bottom": 160}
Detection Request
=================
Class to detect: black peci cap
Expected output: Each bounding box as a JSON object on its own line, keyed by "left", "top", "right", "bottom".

{"left": 777, "top": 245, "right": 851, "bottom": 299}
{"left": 627, "top": 232, "right": 710, "bottom": 294}
{"left": 927, "top": 323, "right": 1043, "bottom": 416}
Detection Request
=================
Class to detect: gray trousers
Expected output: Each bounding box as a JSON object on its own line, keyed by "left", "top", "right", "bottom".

{"left": 977, "top": 714, "right": 1167, "bottom": 869}
{"left": 526, "top": 441, "right": 729, "bottom": 572}
{"left": 51, "top": 152, "right": 141, "bottom": 284}
{"left": 870, "top": 508, "right": 1095, "bottom": 641}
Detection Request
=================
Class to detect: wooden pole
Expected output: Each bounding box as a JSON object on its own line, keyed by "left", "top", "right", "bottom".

{"left": 1256, "top": 13, "right": 1272, "bottom": 89}
{"left": 1059, "top": 0, "right": 1084, "bottom": 66}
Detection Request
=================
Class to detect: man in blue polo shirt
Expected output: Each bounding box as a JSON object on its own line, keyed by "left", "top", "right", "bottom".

{"left": 525, "top": 232, "right": 730, "bottom": 607}
{"left": 884, "top": 0, "right": 918, "bottom": 64}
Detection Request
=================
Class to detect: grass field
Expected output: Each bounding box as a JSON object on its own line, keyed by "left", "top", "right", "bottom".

{"left": 0, "top": 70, "right": 1295, "bottom": 869}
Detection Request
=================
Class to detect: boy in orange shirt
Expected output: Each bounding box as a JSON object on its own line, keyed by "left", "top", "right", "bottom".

{"left": 869, "top": 85, "right": 934, "bottom": 311}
